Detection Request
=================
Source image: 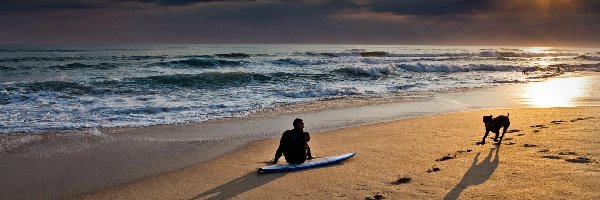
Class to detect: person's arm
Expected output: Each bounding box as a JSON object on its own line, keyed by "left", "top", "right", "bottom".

{"left": 306, "top": 144, "right": 312, "bottom": 160}
{"left": 305, "top": 132, "right": 312, "bottom": 159}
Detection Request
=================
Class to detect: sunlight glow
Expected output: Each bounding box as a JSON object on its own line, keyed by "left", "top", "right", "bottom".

{"left": 522, "top": 77, "right": 588, "bottom": 107}
{"left": 524, "top": 47, "right": 551, "bottom": 54}
{"left": 531, "top": 59, "right": 554, "bottom": 67}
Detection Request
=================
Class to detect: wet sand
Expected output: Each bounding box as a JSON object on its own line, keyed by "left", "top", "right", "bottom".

{"left": 78, "top": 107, "right": 600, "bottom": 199}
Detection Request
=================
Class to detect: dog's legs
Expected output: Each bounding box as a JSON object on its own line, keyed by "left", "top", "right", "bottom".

{"left": 480, "top": 130, "right": 490, "bottom": 144}
{"left": 497, "top": 125, "right": 509, "bottom": 144}
{"left": 493, "top": 131, "right": 500, "bottom": 142}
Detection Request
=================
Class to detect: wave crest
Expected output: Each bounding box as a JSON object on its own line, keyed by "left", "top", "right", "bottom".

{"left": 215, "top": 53, "right": 251, "bottom": 58}
{"left": 279, "top": 87, "right": 360, "bottom": 98}
{"left": 575, "top": 55, "right": 600, "bottom": 61}
{"left": 50, "top": 63, "right": 117, "bottom": 70}
{"left": 397, "top": 63, "right": 523, "bottom": 73}
{"left": 272, "top": 58, "right": 330, "bottom": 66}
{"left": 156, "top": 58, "right": 245, "bottom": 68}
{"left": 132, "top": 72, "right": 271, "bottom": 88}
{"left": 334, "top": 65, "right": 395, "bottom": 77}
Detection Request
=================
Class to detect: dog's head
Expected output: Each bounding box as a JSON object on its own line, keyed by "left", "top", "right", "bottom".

{"left": 483, "top": 115, "right": 493, "bottom": 127}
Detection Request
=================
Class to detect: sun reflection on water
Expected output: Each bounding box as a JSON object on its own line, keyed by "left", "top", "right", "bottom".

{"left": 522, "top": 77, "right": 588, "bottom": 108}
{"left": 524, "top": 47, "right": 551, "bottom": 54}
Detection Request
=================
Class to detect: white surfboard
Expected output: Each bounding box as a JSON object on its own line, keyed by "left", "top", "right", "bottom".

{"left": 257, "top": 152, "right": 356, "bottom": 173}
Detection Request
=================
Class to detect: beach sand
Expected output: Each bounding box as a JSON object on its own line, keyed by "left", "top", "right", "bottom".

{"left": 77, "top": 107, "right": 600, "bottom": 199}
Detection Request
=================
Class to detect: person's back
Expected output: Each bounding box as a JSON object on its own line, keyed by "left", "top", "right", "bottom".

{"left": 273, "top": 118, "right": 312, "bottom": 164}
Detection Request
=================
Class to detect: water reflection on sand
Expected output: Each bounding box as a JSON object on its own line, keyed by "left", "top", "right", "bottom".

{"left": 521, "top": 76, "right": 591, "bottom": 108}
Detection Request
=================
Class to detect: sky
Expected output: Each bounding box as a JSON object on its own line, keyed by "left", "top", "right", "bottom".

{"left": 0, "top": 0, "right": 599, "bottom": 46}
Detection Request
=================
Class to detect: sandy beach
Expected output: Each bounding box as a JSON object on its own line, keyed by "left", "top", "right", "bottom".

{"left": 3, "top": 1, "right": 600, "bottom": 198}
{"left": 77, "top": 106, "right": 600, "bottom": 199}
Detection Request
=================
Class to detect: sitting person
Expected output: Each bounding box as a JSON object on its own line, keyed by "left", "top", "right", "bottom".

{"left": 272, "top": 118, "right": 312, "bottom": 164}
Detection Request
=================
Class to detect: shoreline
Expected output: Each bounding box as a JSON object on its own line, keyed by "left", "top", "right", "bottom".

{"left": 78, "top": 106, "right": 600, "bottom": 199}
{"left": 2, "top": 73, "right": 600, "bottom": 199}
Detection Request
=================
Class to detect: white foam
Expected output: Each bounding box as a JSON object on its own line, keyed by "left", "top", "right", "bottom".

{"left": 279, "top": 87, "right": 361, "bottom": 98}
{"left": 87, "top": 127, "right": 114, "bottom": 140}
{"left": 578, "top": 55, "right": 600, "bottom": 61}
{"left": 397, "top": 63, "right": 523, "bottom": 73}
{"left": 336, "top": 65, "right": 396, "bottom": 77}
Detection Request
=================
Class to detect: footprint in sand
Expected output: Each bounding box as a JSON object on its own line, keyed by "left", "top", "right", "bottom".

{"left": 503, "top": 138, "right": 513, "bottom": 141}
{"left": 516, "top": 133, "right": 525, "bottom": 136}
{"left": 542, "top": 155, "right": 562, "bottom": 160}
{"left": 436, "top": 155, "right": 456, "bottom": 162}
{"left": 538, "top": 149, "right": 550, "bottom": 153}
{"left": 530, "top": 124, "right": 549, "bottom": 129}
{"left": 391, "top": 177, "right": 412, "bottom": 185}
{"left": 507, "top": 129, "right": 522, "bottom": 133}
{"left": 426, "top": 167, "right": 441, "bottom": 173}
{"left": 550, "top": 120, "right": 565, "bottom": 125}
{"left": 558, "top": 151, "right": 576, "bottom": 155}
{"left": 523, "top": 144, "right": 538, "bottom": 148}
{"left": 570, "top": 117, "right": 596, "bottom": 122}
{"left": 365, "top": 193, "right": 385, "bottom": 200}
{"left": 504, "top": 142, "right": 516, "bottom": 145}
{"left": 533, "top": 130, "right": 541, "bottom": 133}
{"left": 565, "top": 157, "right": 594, "bottom": 163}
{"left": 456, "top": 149, "right": 473, "bottom": 153}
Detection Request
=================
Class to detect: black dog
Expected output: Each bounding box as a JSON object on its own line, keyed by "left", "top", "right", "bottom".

{"left": 477, "top": 113, "right": 510, "bottom": 145}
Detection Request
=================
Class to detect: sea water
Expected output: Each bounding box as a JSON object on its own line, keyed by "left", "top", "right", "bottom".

{"left": 1, "top": 44, "right": 599, "bottom": 133}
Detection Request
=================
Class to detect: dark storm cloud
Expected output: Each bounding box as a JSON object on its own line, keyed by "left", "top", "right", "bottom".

{"left": 3, "top": 0, "right": 600, "bottom": 13}
{"left": 0, "top": 0, "right": 599, "bottom": 45}
{"left": 360, "top": 0, "right": 600, "bottom": 16}
{"left": 366, "top": 0, "right": 493, "bottom": 15}
{"left": 128, "top": 0, "right": 259, "bottom": 6}
{"left": 0, "top": 0, "right": 300, "bottom": 10}
{"left": 0, "top": 0, "right": 100, "bottom": 11}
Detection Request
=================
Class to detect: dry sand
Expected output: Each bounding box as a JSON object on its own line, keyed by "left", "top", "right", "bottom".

{"left": 77, "top": 107, "right": 600, "bottom": 200}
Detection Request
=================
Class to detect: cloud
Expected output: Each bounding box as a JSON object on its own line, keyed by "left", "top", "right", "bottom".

{"left": 0, "top": 0, "right": 598, "bottom": 45}
{"left": 366, "top": 0, "right": 492, "bottom": 16}
{"left": 362, "top": 0, "right": 600, "bottom": 16}
{"left": 0, "top": 0, "right": 102, "bottom": 11}
{"left": 0, "top": 0, "right": 326, "bottom": 11}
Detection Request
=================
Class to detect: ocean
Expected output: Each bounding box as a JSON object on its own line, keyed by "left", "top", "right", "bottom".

{"left": 1, "top": 44, "right": 600, "bottom": 133}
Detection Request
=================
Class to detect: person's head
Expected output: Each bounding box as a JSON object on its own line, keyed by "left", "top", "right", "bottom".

{"left": 293, "top": 118, "right": 304, "bottom": 130}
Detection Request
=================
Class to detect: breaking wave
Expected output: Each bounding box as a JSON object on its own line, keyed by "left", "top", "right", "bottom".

{"left": 278, "top": 87, "right": 361, "bottom": 98}
{"left": 130, "top": 72, "right": 272, "bottom": 88}
{"left": 397, "top": 63, "right": 525, "bottom": 73}
{"left": 271, "top": 58, "right": 330, "bottom": 66}
{"left": 155, "top": 58, "right": 246, "bottom": 68}
{"left": 322, "top": 50, "right": 581, "bottom": 58}
{"left": 334, "top": 66, "right": 395, "bottom": 77}
{"left": 215, "top": 53, "right": 251, "bottom": 58}
{"left": 49, "top": 63, "right": 118, "bottom": 70}
{"left": 576, "top": 55, "right": 600, "bottom": 61}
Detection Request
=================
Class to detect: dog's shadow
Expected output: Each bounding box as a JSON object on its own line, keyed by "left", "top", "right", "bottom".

{"left": 190, "top": 171, "right": 284, "bottom": 200}
{"left": 443, "top": 146, "right": 501, "bottom": 200}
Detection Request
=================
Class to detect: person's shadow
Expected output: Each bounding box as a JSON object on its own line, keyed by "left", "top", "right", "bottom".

{"left": 443, "top": 146, "right": 500, "bottom": 200}
{"left": 190, "top": 171, "right": 285, "bottom": 200}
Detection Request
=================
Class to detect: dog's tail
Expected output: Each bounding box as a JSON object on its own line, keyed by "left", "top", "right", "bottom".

{"left": 507, "top": 113, "right": 510, "bottom": 118}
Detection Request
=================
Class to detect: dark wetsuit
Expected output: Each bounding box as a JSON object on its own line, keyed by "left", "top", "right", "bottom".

{"left": 274, "top": 129, "right": 312, "bottom": 164}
